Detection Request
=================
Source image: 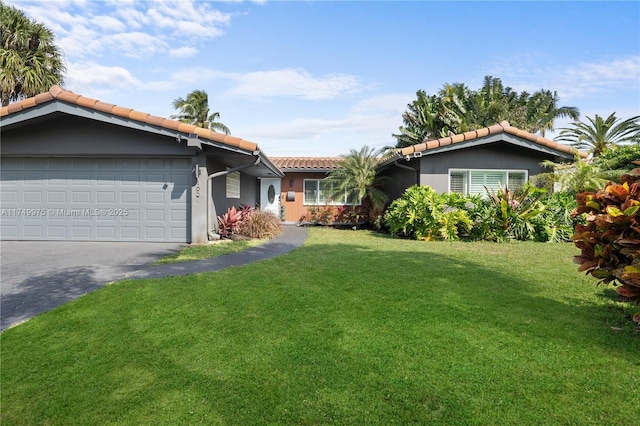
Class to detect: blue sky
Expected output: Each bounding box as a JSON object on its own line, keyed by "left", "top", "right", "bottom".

{"left": 8, "top": 0, "right": 640, "bottom": 156}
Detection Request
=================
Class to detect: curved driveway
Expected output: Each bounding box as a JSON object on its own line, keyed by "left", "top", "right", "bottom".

{"left": 1, "top": 225, "right": 307, "bottom": 331}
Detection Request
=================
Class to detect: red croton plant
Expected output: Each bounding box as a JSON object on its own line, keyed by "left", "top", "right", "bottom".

{"left": 572, "top": 162, "right": 640, "bottom": 325}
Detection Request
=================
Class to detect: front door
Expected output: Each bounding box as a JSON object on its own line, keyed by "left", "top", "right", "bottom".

{"left": 260, "top": 178, "right": 281, "bottom": 218}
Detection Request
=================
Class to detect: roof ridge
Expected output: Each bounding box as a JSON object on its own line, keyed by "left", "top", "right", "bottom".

{"left": 1, "top": 85, "right": 258, "bottom": 152}
{"left": 398, "top": 121, "right": 585, "bottom": 159}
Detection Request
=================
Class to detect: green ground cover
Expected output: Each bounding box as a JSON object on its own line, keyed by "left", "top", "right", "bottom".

{"left": 1, "top": 228, "right": 638, "bottom": 425}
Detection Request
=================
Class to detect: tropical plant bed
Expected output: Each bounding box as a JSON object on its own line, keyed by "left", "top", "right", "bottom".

{"left": 2, "top": 229, "right": 638, "bottom": 425}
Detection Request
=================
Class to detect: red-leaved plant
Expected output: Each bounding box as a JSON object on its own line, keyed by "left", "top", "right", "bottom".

{"left": 217, "top": 205, "right": 254, "bottom": 238}
{"left": 571, "top": 163, "right": 640, "bottom": 324}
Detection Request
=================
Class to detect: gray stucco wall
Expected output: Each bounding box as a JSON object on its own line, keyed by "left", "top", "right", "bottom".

{"left": 418, "top": 142, "right": 565, "bottom": 194}
{"left": 206, "top": 157, "right": 260, "bottom": 218}
{"left": 379, "top": 163, "right": 419, "bottom": 205}
{"left": 2, "top": 115, "right": 196, "bottom": 157}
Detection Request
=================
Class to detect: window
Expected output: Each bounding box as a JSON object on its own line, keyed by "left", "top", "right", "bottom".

{"left": 303, "top": 179, "right": 360, "bottom": 205}
{"left": 449, "top": 169, "right": 527, "bottom": 196}
{"left": 226, "top": 171, "right": 240, "bottom": 198}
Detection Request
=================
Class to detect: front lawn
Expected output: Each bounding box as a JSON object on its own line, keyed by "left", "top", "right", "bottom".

{"left": 1, "top": 228, "right": 638, "bottom": 425}
{"left": 153, "top": 238, "right": 265, "bottom": 264}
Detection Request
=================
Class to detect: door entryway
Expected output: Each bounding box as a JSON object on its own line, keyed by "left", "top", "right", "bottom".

{"left": 260, "top": 178, "right": 281, "bottom": 218}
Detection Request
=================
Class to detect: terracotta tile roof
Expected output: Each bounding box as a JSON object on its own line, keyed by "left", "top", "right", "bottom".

{"left": 398, "top": 121, "right": 587, "bottom": 159}
{"left": 0, "top": 85, "right": 258, "bottom": 152}
{"left": 270, "top": 157, "right": 344, "bottom": 170}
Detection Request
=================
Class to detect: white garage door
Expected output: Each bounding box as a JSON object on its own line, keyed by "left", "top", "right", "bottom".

{"left": 1, "top": 157, "right": 191, "bottom": 242}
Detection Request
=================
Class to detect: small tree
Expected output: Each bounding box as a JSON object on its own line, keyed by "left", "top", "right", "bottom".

{"left": 326, "top": 146, "right": 390, "bottom": 217}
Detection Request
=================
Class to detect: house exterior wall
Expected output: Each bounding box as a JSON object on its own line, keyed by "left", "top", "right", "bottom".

{"left": 417, "top": 143, "right": 554, "bottom": 193}
{"left": 378, "top": 163, "right": 419, "bottom": 205}
{"left": 279, "top": 171, "right": 329, "bottom": 222}
{"left": 2, "top": 115, "right": 195, "bottom": 157}
{"left": 206, "top": 157, "right": 260, "bottom": 219}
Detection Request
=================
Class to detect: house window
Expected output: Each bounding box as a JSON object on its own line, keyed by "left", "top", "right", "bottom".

{"left": 303, "top": 179, "right": 360, "bottom": 205}
{"left": 449, "top": 169, "right": 527, "bottom": 196}
{"left": 226, "top": 171, "right": 240, "bottom": 198}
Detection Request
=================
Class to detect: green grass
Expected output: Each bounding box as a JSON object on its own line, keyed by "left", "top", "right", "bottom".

{"left": 2, "top": 228, "right": 639, "bottom": 425}
{"left": 153, "top": 238, "right": 265, "bottom": 264}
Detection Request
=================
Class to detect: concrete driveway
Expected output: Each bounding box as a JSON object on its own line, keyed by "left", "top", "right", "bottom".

{"left": 1, "top": 241, "right": 184, "bottom": 331}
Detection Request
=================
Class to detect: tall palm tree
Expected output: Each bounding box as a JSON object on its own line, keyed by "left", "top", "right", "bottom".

{"left": 556, "top": 113, "right": 640, "bottom": 156}
{"left": 527, "top": 90, "right": 580, "bottom": 137}
{"left": 393, "top": 90, "right": 442, "bottom": 148}
{"left": 171, "top": 89, "right": 230, "bottom": 135}
{"left": 0, "top": 2, "right": 66, "bottom": 106}
{"left": 326, "top": 146, "right": 390, "bottom": 212}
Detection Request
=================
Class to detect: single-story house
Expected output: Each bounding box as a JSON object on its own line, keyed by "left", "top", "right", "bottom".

{"left": 379, "top": 121, "right": 587, "bottom": 202}
{"left": 1, "top": 87, "right": 587, "bottom": 243}
{"left": 0, "top": 85, "right": 283, "bottom": 244}
{"left": 270, "top": 157, "right": 352, "bottom": 223}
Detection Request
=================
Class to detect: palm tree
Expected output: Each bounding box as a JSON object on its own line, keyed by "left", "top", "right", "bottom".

{"left": 393, "top": 90, "right": 442, "bottom": 148}
{"left": 0, "top": 2, "right": 66, "bottom": 106}
{"left": 527, "top": 90, "right": 580, "bottom": 137}
{"left": 536, "top": 156, "right": 608, "bottom": 193}
{"left": 556, "top": 113, "right": 640, "bottom": 156}
{"left": 326, "top": 146, "right": 390, "bottom": 212}
{"left": 171, "top": 89, "right": 230, "bottom": 134}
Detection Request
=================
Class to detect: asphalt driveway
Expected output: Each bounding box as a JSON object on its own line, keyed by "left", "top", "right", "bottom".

{"left": 0, "top": 241, "right": 184, "bottom": 331}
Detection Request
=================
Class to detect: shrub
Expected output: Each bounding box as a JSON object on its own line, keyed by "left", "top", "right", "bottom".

{"left": 384, "top": 185, "right": 472, "bottom": 241}
{"left": 594, "top": 144, "right": 640, "bottom": 173}
{"left": 572, "top": 166, "right": 640, "bottom": 322}
{"left": 236, "top": 210, "right": 282, "bottom": 239}
{"left": 217, "top": 205, "right": 253, "bottom": 238}
{"left": 469, "top": 184, "right": 547, "bottom": 242}
{"left": 537, "top": 191, "right": 581, "bottom": 242}
{"left": 307, "top": 206, "right": 337, "bottom": 225}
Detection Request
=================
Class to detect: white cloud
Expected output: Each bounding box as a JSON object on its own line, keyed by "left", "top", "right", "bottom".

{"left": 65, "top": 61, "right": 142, "bottom": 95}
{"left": 7, "top": 0, "right": 231, "bottom": 60}
{"left": 239, "top": 93, "right": 410, "bottom": 146}
{"left": 161, "top": 67, "right": 369, "bottom": 101}
{"left": 227, "top": 68, "right": 367, "bottom": 100}
{"left": 169, "top": 47, "right": 198, "bottom": 58}
{"left": 92, "top": 15, "right": 127, "bottom": 32}
{"left": 488, "top": 55, "right": 640, "bottom": 102}
{"left": 101, "top": 32, "right": 169, "bottom": 58}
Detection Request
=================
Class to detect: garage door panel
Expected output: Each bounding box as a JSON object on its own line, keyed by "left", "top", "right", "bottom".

{"left": 120, "top": 192, "right": 139, "bottom": 203}
{"left": 23, "top": 191, "right": 43, "bottom": 203}
{"left": 71, "top": 191, "right": 89, "bottom": 203}
{"left": 1, "top": 189, "right": 18, "bottom": 203}
{"left": 1, "top": 157, "right": 190, "bottom": 242}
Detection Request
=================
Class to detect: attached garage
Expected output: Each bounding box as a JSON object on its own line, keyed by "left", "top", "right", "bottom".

{"left": 0, "top": 85, "right": 283, "bottom": 243}
{"left": 1, "top": 157, "right": 190, "bottom": 241}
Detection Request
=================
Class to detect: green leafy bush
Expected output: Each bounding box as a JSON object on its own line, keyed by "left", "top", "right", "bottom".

{"left": 468, "top": 184, "right": 547, "bottom": 242}
{"left": 384, "top": 185, "right": 472, "bottom": 241}
{"left": 537, "top": 191, "right": 581, "bottom": 242}
{"left": 572, "top": 167, "right": 640, "bottom": 319}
